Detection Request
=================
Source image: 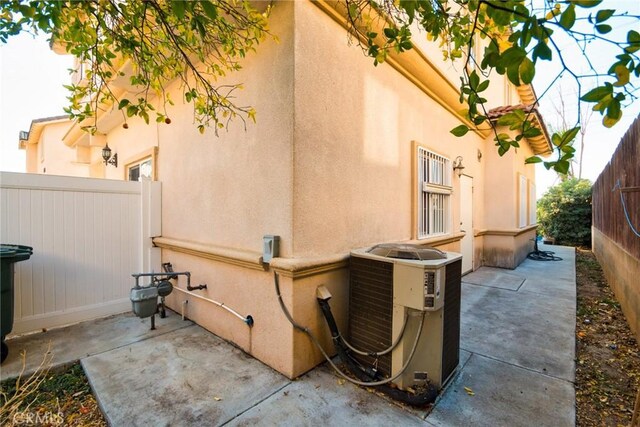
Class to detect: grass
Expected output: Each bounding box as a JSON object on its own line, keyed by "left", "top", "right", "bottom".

{"left": 0, "top": 349, "right": 105, "bottom": 427}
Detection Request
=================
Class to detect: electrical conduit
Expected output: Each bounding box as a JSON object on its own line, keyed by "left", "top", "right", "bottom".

{"left": 172, "top": 286, "right": 253, "bottom": 327}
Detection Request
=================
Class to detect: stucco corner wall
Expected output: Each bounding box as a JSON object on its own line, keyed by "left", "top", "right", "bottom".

{"left": 514, "top": 229, "right": 536, "bottom": 266}
{"left": 593, "top": 227, "right": 640, "bottom": 341}
{"left": 482, "top": 228, "right": 535, "bottom": 269}
{"left": 289, "top": 267, "right": 350, "bottom": 378}
{"left": 483, "top": 234, "right": 516, "bottom": 268}
{"left": 161, "top": 249, "right": 298, "bottom": 377}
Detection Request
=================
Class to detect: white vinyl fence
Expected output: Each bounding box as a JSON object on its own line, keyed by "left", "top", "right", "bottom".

{"left": 0, "top": 172, "right": 160, "bottom": 335}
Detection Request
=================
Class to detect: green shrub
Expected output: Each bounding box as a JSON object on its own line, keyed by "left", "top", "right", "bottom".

{"left": 537, "top": 178, "right": 592, "bottom": 247}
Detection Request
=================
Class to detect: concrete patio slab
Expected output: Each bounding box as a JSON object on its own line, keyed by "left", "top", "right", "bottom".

{"left": 461, "top": 281, "right": 575, "bottom": 382}
{"left": 1, "top": 311, "right": 192, "bottom": 381}
{"left": 82, "top": 324, "right": 290, "bottom": 427}
{"left": 462, "top": 267, "right": 525, "bottom": 291}
{"left": 515, "top": 245, "right": 576, "bottom": 282}
{"left": 227, "top": 365, "right": 431, "bottom": 427}
{"left": 520, "top": 278, "right": 576, "bottom": 305}
{"left": 1, "top": 243, "right": 578, "bottom": 426}
{"left": 428, "top": 353, "right": 575, "bottom": 427}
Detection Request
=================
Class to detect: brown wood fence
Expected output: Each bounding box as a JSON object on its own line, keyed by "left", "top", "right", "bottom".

{"left": 593, "top": 114, "right": 640, "bottom": 259}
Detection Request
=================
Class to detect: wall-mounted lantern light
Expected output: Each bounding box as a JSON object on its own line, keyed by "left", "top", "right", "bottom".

{"left": 453, "top": 156, "right": 465, "bottom": 177}
{"left": 101, "top": 144, "right": 118, "bottom": 167}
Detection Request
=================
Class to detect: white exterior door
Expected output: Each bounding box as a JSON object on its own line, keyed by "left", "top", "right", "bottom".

{"left": 460, "top": 175, "right": 473, "bottom": 274}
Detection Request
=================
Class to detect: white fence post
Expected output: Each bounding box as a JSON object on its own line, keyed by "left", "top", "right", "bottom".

{"left": 141, "top": 180, "right": 162, "bottom": 274}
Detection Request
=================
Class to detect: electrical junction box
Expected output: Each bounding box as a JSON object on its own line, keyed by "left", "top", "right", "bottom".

{"left": 263, "top": 235, "right": 280, "bottom": 263}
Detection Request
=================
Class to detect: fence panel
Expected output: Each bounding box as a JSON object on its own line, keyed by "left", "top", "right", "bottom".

{"left": 592, "top": 115, "right": 640, "bottom": 259}
{"left": 0, "top": 172, "right": 160, "bottom": 335}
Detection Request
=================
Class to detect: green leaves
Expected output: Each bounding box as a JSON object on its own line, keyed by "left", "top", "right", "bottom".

{"left": 200, "top": 1, "right": 218, "bottom": 20}
{"left": 28, "top": 0, "right": 272, "bottom": 134}
{"left": 383, "top": 27, "right": 398, "bottom": 39}
{"left": 468, "top": 70, "right": 480, "bottom": 91}
{"left": 532, "top": 42, "right": 552, "bottom": 61}
{"left": 613, "top": 64, "right": 630, "bottom": 87}
{"left": 537, "top": 179, "right": 593, "bottom": 247}
{"left": 581, "top": 83, "right": 626, "bottom": 128}
{"left": 171, "top": 1, "right": 186, "bottom": 20}
{"left": 559, "top": 4, "right": 576, "bottom": 30}
{"left": 536, "top": 128, "right": 581, "bottom": 175}
{"left": 497, "top": 110, "right": 525, "bottom": 128}
{"left": 519, "top": 57, "right": 535, "bottom": 84}
{"left": 553, "top": 127, "right": 580, "bottom": 148}
{"left": 581, "top": 85, "right": 612, "bottom": 102}
{"left": 573, "top": 1, "right": 603, "bottom": 8}
{"left": 496, "top": 46, "right": 529, "bottom": 85}
{"left": 3, "top": 0, "right": 638, "bottom": 148}
{"left": 346, "top": 0, "right": 637, "bottom": 168}
{"left": 525, "top": 156, "right": 543, "bottom": 164}
{"left": 553, "top": 159, "right": 571, "bottom": 175}
{"left": 595, "top": 9, "right": 615, "bottom": 23}
{"left": 451, "top": 125, "right": 470, "bottom": 137}
{"left": 626, "top": 30, "right": 640, "bottom": 54}
{"left": 118, "top": 99, "right": 130, "bottom": 110}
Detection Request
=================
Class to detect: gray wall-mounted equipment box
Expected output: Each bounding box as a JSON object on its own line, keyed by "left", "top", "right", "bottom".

{"left": 130, "top": 287, "right": 158, "bottom": 318}
{"left": 263, "top": 235, "right": 280, "bottom": 263}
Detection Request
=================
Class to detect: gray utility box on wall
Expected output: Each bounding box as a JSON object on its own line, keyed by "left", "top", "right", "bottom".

{"left": 349, "top": 244, "right": 462, "bottom": 391}
{"left": 130, "top": 286, "right": 159, "bottom": 318}
{"left": 263, "top": 235, "right": 280, "bottom": 263}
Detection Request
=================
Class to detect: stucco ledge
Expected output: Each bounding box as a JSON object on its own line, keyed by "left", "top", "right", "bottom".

{"left": 405, "top": 231, "right": 466, "bottom": 247}
{"left": 153, "top": 236, "right": 265, "bottom": 271}
{"left": 270, "top": 254, "right": 350, "bottom": 279}
{"left": 475, "top": 224, "right": 538, "bottom": 237}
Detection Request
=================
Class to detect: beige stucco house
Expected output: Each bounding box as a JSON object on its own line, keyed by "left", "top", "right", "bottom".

{"left": 18, "top": 115, "right": 88, "bottom": 177}
{"left": 19, "top": 1, "right": 551, "bottom": 378}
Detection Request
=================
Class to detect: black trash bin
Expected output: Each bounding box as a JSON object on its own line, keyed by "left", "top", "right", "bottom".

{"left": 1, "top": 244, "right": 33, "bottom": 363}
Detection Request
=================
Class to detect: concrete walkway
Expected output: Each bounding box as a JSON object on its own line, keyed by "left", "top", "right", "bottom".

{"left": 1, "top": 244, "right": 576, "bottom": 426}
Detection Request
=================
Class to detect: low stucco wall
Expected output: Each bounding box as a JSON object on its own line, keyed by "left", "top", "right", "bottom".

{"left": 514, "top": 230, "right": 536, "bottom": 266}
{"left": 482, "top": 227, "right": 536, "bottom": 269}
{"left": 161, "top": 247, "right": 350, "bottom": 379}
{"left": 593, "top": 227, "right": 640, "bottom": 341}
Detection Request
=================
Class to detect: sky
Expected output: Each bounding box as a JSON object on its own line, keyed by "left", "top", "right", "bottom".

{"left": 0, "top": 3, "right": 639, "bottom": 198}
{"left": 532, "top": 0, "right": 640, "bottom": 196}
{"left": 0, "top": 32, "right": 73, "bottom": 172}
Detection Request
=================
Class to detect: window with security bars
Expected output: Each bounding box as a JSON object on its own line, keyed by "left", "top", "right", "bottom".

{"left": 417, "top": 147, "right": 452, "bottom": 238}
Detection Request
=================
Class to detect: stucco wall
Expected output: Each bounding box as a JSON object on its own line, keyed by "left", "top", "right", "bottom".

{"left": 36, "top": 122, "right": 88, "bottom": 177}
{"left": 157, "top": 2, "right": 301, "bottom": 377}
{"left": 25, "top": 145, "right": 37, "bottom": 173}
{"left": 292, "top": 0, "right": 503, "bottom": 258}
{"left": 161, "top": 250, "right": 297, "bottom": 376}
{"left": 103, "top": 114, "right": 159, "bottom": 181}
{"left": 155, "top": 3, "right": 294, "bottom": 256}
{"left": 31, "top": 0, "right": 542, "bottom": 378}
{"left": 593, "top": 227, "right": 640, "bottom": 340}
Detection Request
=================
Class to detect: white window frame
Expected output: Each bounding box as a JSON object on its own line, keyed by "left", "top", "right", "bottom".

{"left": 124, "top": 147, "right": 158, "bottom": 181}
{"left": 417, "top": 146, "right": 452, "bottom": 239}
{"left": 529, "top": 181, "right": 537, "bottom": 225}
{"left": 518, "top": 174, "right": 528, "bottom": 228}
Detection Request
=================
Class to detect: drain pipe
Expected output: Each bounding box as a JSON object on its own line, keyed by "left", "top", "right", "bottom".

{"left": 172, "top": 286, "right": 254, "bottom": 327}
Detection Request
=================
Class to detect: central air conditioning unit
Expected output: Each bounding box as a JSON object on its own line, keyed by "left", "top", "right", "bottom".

{"left": 349, "top": 243, "right": 462, "bottom": 391}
